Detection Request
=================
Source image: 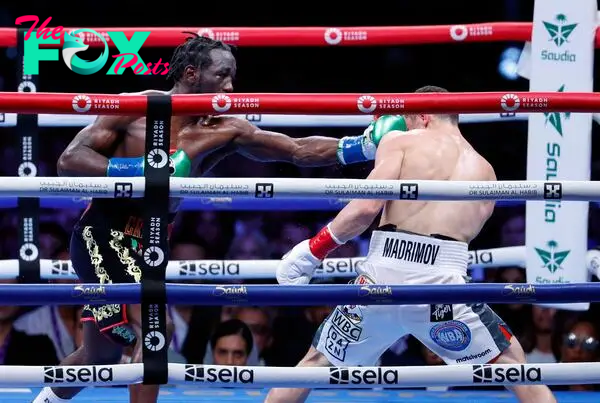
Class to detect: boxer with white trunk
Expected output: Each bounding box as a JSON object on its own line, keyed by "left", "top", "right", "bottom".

{"left": 267, "top": 86, "right": 556, "bottom": 403}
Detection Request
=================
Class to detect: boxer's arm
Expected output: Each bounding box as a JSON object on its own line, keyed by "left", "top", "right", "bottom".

{"left": 234, "top": 125, "right": 338, "bottom": 167}
{"left": 328, "top": 134, "right": 406, "bottom": 242}
{"left": 57, "top": 116, "right": 129, "bottom": 177}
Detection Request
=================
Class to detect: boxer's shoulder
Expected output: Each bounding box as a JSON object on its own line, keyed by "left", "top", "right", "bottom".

{"left": 378, "top": 129, "right": 423, "bottom": 149}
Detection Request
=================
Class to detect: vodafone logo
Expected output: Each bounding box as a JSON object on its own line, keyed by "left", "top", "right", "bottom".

{"left": 357, "top": 95, "right": 377, "bottom": 113}
{"left": 324, "top": 28, "right": 343, "bottom": 45}
{"left": 212, "top": 94, "right": 232, "bottom": 113}
{"left": 500, "top": 94, "right": 520, "bottom": 112}
{"left": 197, "top": 28, "right": 215, "bottom": 39}
{"left": 450, "top": 25, "right": 468, "bottom": 41}
{"left": 72, "top": 95, "right": 92, "bottom": 113}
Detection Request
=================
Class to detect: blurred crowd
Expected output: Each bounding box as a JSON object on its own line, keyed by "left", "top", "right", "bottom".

{"left": 1, "top": 127, "right": 600, "bottom": 394}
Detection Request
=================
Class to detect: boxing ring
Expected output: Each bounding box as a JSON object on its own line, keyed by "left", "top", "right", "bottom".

{"left": 1, "top": 20, "right": 600, "bottom": 403}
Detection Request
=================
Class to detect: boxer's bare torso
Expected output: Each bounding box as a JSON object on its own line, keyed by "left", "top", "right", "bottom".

{"left": 59, "top": 89, "right": 339, "bottom": 216}
{"left": 378, "top": 125, "right": 496, "bottom": 243}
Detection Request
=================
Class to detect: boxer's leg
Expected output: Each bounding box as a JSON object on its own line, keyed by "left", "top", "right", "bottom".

{"left": 265, "top": 274, "right": 404, "bottom": 403}
{"left": 123, "top": 304, "right": 174, "bottom": 403}
{"left": 494, "top": 336, "right": 556, "bottom": 403}
{"left": 409, "top": 301, "right": 556, "bottom": 403}
{"left": 32, "top": 226, "right": 127, "bottom": 403}
{"left": 102, "top": 228, "right": 174, "bottom": 403}
{"left": 47, "top": 320, "right": 124, "bottom": 400}
{"left": 264, "top": 346, "right": 331, "bottom": 403}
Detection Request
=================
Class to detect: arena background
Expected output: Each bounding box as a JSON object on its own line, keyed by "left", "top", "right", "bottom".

{"left": 1, "top": 0, "right": 600, "bottom": 400}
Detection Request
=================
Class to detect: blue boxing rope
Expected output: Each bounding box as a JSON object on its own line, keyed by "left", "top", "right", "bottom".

{"left": 1, "top": 282, "right": 599, "bottom": 306}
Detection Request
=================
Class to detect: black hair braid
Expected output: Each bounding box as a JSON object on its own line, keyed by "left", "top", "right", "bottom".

{"left": 167, "top": 31, "right": 233, "bottom": 82}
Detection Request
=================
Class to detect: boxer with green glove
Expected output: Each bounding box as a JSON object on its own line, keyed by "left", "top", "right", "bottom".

{"left": 43, "top": 33, "right": 413, "bottom": 403}
{"left": 337, "top": 115, "right": 407, "bottom": 165}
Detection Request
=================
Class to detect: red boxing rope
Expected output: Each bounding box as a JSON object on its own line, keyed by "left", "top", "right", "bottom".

{"left": 3, "top": 22, "right": 600, "bottom": 48}
{"left": 0, "top": 92, "right": 599, "bottom": 116}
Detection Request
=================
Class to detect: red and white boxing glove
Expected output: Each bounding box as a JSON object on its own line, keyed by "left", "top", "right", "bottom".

{"left": 276, "top": 224, "right": 345, "bottom": 285}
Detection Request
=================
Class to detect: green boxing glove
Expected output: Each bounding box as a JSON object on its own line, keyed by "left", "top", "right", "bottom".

{"left": 337, "top": 115, "right": 407, "bottom": 165}
{"left": 370, "top": 115, "right": 408, "bottom": 146}
{"left": 107, "top": 149, "right": 192, "bottom": 177}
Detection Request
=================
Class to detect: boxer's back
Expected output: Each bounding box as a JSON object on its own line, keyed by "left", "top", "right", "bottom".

{"left": 379, "top": 126, "right": 496, "bottom": 243}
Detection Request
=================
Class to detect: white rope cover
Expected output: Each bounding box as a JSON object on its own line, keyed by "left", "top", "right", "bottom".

{"left": 1, "top": 363, "right": 598, "bottom": 387}
{"left": 0, "top": 113, "right": 528, "bottom": 128}
{"left": 0, "top": 246, "right": 527, "bottom": 280}
{"left": 1, "top": 177, "right": 598, "bottom": 201}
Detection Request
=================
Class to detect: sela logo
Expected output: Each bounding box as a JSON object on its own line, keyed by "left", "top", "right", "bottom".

{"left": 184, "top": 365, "right": 254, "bottom": 384}
{"left": 315, "top": 258, "right": 365, "bottom": 275}
{"left": 178, "top": 261, "right": 240, "bottom": 277}
{"left": 329, "top": 367, "right": 400, "bottom": 385}
{"left": 51, "top": 260, "right": 71, "bottom": 276}
{"left": 468, "top": 250, "right": 493, "bottom": 266}
{"left": 43, "top": 366, "right": 114, "bottom": 384}
{"left": 16, "top": 15, "right": 169, "bottom": 75}
{"left": 472, "top": 365, "right": 542, "bottom": 384}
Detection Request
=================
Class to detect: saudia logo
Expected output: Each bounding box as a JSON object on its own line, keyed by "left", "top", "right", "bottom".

{"left": 541, "top": 14, "right": 578, "bottom": 63}
{"left": 543, "top": 85, "right": 568, "bottom": 225}
{"left": 544, "top": 85, "right": 570, "bottom": 136}
{"left": 71, "top": 285, "right": 106, "bottom": 300}
{"left": 358, "top": 285, "right": 392, "bottom": 297}
{"left": 535, "top": 240, "right": 570, "bottom": 274}
{"left": 213, "top": 285, "right": 248, "bottom": 297}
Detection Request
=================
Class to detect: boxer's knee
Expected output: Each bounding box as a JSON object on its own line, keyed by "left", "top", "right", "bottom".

{"left": 82, "top": 322, "right": 123, "bottom": 365}
{"left": 299, "top": 346, "right": 332, "bottom": 367}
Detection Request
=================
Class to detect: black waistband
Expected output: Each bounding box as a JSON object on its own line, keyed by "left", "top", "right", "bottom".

{"left": 376, "top": 224, "right": 460, "bottom": 242}
{"left": 79, "top": 199, "right": 176, "bottom": 235}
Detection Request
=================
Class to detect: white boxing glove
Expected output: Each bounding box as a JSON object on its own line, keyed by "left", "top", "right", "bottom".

{"left": 276, "top": 224, "right": 345, "bottom": 285}
{"left": 276, "top": 240, "right": 323, "bottom": 285}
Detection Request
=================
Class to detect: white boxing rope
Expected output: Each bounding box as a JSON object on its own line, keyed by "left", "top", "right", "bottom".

{"left": 0, "top": 113, "right": 529, "bottom": 128}
{"left": 2, "top": 177, "right": 600, "bottom": 201}
{"left": 8, "top": 245, "right": 600, "bottom": 281}
{"left": 167, "top": 362, "right": 600, "bottom": 388}
{"left": 0, "top": 247, "right": 525, "bottom": 280}
{"left": 1, "top": 245, "right": 581, "bottom": 281}
{"left": 0, "top": 364, "right": 142, "bottom": 387}
{"left": 2, "top": 257, "right": 366, "bottom": 280}
{"left": 0, "top": 362, "right": 598, "bottom": 387}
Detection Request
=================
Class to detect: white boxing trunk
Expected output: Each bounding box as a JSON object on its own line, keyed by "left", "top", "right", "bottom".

{"left": 313, "top": 227, "right": 513, "bottom": 366}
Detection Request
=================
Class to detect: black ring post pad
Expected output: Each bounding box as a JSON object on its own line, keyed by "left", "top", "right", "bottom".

{"left": 16, "top": 27, "right": 41, "bottom": 284}
{"left": 141, "top": 94, "right": 172, "bottom": 385}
